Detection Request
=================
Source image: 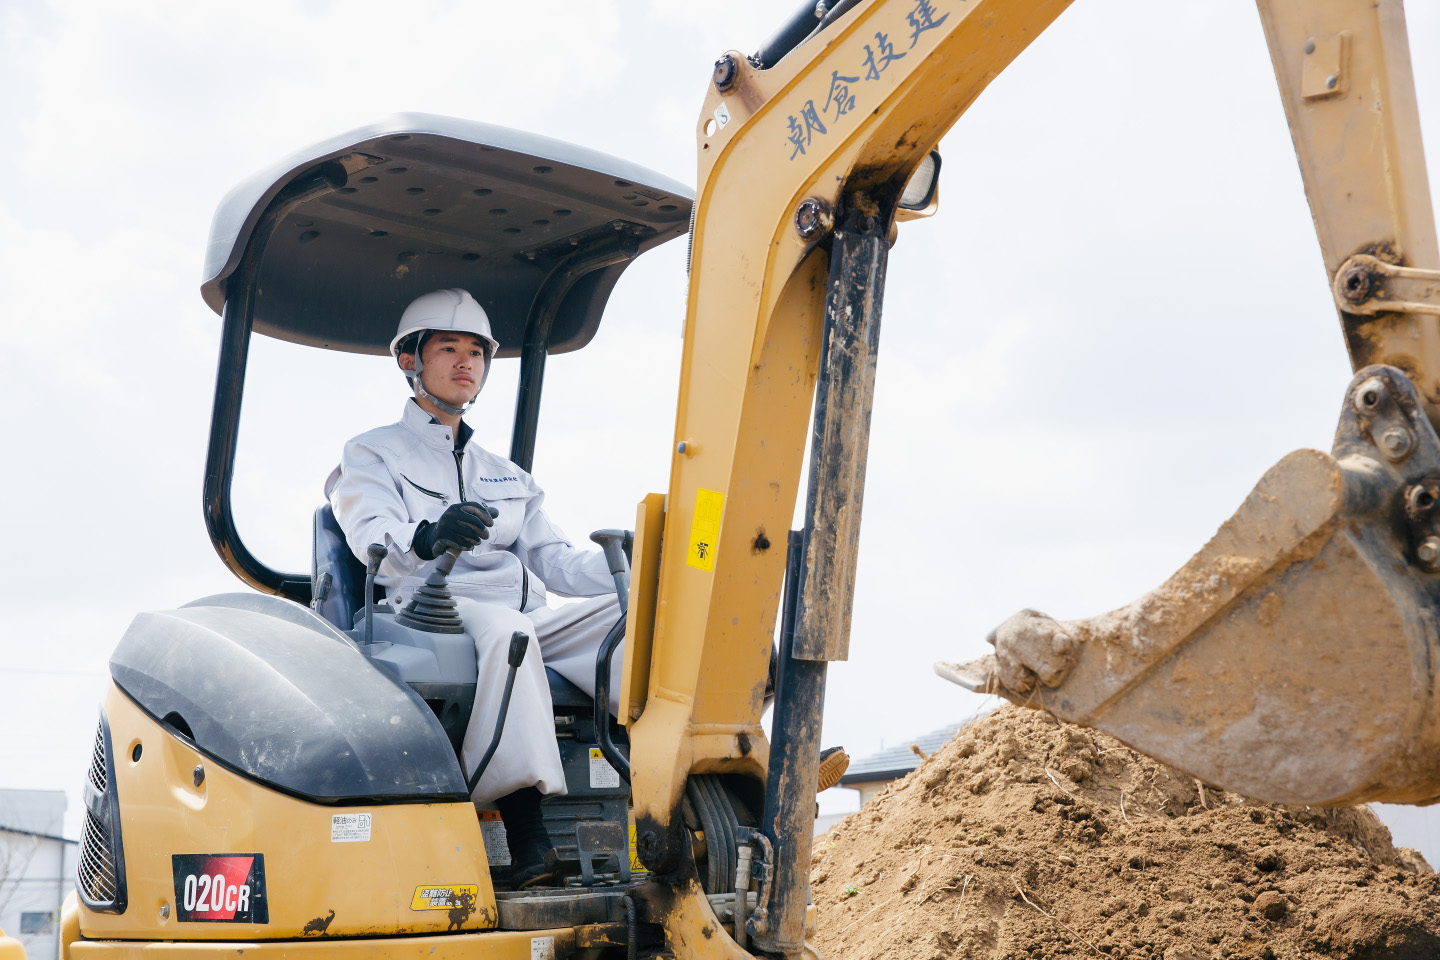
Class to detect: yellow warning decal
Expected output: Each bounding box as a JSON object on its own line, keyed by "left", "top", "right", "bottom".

{"left": 686, "top": 488, "right": 724, "bottom": 571}
{"left": 410, "top": 884, "right": 479, "bottom": 910}
{"left": 628, "top": 825, "right": 644, "bottom": 873}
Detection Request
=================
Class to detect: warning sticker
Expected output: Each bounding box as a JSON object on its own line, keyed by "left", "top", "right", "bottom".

{"left": 589, "top": 748, "right": 621, "bottom": 789}
{"left": 478, "top": 809, "right": 511, "bottom": 866}
{"left": 714, "top": 102, "right": 731, "bottom": 129}
{"left": 171, "top": 854, "right": 268, "bottom": 923}
{"left": 331, "top": 813, "right": 371, "bottom": 842}
{"left": 410, "top": 884, "right": 479, "bottom": 911}
{"left": 686, "top": 488, "right": 724, "bottom": 571}
{"left": 531, "top": 936, "right": 556, "bottom": 960}
{"left": 628, "top": 825, "right": 644, "bottom": 873}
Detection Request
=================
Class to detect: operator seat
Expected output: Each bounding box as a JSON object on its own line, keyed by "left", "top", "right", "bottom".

{"left": 310, "top": 505, "right": 591, "bottom": 703}
{"left": 312, "top": 505, "right": 371, "bottom": 630}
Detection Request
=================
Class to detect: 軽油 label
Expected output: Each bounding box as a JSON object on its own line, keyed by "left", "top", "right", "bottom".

{"left": 331, "top": 813, "right": 371, "bottom": 842}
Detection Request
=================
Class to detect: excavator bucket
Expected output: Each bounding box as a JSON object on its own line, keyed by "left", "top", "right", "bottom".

{"left": 939, "top": 365, "right": 1440, "bottom": 807}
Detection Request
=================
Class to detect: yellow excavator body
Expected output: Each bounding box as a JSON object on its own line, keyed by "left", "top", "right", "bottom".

{"left": 60, "top": 0, "right": 1440, "bottom": 958}
{"left": 80, "top": 685, "right": 500, "bottom": 941}
{"left": 0, "top": 928, "right": 25, "bottom": 960}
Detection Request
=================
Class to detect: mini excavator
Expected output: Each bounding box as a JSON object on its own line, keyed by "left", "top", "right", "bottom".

{"left": 56, "top": 1, "right": 1437, "bottom": 960}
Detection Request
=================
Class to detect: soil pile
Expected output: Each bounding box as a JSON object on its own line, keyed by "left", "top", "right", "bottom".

{"left": 810, "top": 706, "right": 1439, "bottom": 960}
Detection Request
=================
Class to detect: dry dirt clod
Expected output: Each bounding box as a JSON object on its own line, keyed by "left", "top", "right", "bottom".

{"left": 1252, "top": 890, "right": 1287, "bottom": 921}
{"left": 810, "top": 705, "right": 1440, "bottom": 960}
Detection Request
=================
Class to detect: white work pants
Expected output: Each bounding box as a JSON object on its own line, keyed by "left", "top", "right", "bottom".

{"left": 456, "top": 595, "right": 623, "bottom": 803}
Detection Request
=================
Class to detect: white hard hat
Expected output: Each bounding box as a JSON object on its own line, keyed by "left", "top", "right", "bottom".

{"left": 391, "top": 288, "right": 499, "bottom": 357}
{"left": 392, "top": 288, "right": 498, "bottom": 415}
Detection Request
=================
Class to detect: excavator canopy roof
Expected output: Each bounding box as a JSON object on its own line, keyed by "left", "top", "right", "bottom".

{"left": 200, "top": 115, "right": 692, "bottom": 600}
{"left": 200, "top": 113, "right": 693, "bottom": 357}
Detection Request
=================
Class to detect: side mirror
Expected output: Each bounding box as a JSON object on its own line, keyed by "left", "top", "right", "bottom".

{"left": 896, "top": 150, "right": 942, "bottom": 222}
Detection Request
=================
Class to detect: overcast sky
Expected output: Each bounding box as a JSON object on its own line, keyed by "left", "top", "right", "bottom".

{"left": 1, "top": 0, "right": 1437, "bottom": 859}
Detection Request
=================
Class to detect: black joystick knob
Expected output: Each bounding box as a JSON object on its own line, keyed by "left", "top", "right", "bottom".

{"left": 365, "top": 543, "right": 387, "bottom": 575}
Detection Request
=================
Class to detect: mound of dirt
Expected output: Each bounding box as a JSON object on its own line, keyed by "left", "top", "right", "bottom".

{"left": 810, "top": 706, "right": 1439, "bottom": 960}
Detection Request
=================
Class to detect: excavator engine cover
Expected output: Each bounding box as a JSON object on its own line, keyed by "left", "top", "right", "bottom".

{"left": 110, "top": 593, "right": 467, "bottom": 802}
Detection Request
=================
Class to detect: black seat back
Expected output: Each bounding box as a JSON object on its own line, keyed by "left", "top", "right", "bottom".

{"left": 312, "top": 504, "right": 368, "bottom": 631}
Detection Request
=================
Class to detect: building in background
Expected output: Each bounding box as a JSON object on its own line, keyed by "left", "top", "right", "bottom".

{"left": 0, "top": 790, "right": 77, "bottom": 960}
{"left": 835, "top": 724, "right": 967, "bottom": 808}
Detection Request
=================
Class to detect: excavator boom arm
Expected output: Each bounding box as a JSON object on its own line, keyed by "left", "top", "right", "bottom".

{"left": 624, "top": 0, "right": 1073, "bottom": 955}
{"left": 624, "top": 0, "right": 1437, "bottom": 955}
{"left": 1257, "top": 0, "right": 1440, "bottom": 409}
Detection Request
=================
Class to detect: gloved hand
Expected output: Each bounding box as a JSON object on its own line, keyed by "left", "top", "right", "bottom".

{"left": 413, "top": 502, "right": 498, "bottom": 560}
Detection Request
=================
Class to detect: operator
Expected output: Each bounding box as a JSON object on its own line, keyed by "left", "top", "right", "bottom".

{"left": 325, "top": 287, "right": 622, "bottom": 889}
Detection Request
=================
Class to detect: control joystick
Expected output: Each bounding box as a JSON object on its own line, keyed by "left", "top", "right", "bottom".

{"left": 395, "top": 543, "right": 466, "bottom": 634}
{"left": 362, "top": 543, "right": 388, "bottom": 645}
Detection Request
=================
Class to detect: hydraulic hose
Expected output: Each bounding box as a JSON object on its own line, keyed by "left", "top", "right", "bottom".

{"left": 623, "top": 894, "right": 637, "bottom": 960}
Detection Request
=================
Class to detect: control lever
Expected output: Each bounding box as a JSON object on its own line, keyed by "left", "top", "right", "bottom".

{"left": 589, "top": 529, "right": 634, "bottom": 783}
{"left": 395, "top": 543, "right": 465, "bottom": 634}
{"left": 588, "top": 529, "right": 632, "bottom": 612}
{"left": 465, "top": 630, "right": 531, "bottom": 795}
{"left": 362, "top": 543, "right": 387, "bottom": 646}
{"left": 593, "top": 612, "right": 630, "bottom": 784}
{"left": 433, "top": 540, "right": 462, "bottom": 574}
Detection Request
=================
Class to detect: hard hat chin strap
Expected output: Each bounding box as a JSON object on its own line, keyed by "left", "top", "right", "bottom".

{"left": 408, "top": 355, "right": 479, "bottom": 417}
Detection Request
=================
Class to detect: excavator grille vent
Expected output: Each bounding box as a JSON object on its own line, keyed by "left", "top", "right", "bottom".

{"left": 77, "top": 717, "right": 126, "bottom": 912}
{"left": 86, "top": 724, "right": 106, "bottom": 792}
{"left": 79, "top": 806, "right": 118, "bottom": 902}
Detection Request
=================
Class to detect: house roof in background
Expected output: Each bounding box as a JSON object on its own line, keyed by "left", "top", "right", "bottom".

{"left": 0, "top": 789, "right": 67, "bottom": 836}
{"left": 838, "top": 722, "right": 969, "bottom": 786}
{"left": 0, "top": 825, "right": 75, "bottom": 844}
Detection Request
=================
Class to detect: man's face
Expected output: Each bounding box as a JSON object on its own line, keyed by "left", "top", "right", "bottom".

{"left": 399, "top": 332, "right": 488, "bottom": 407}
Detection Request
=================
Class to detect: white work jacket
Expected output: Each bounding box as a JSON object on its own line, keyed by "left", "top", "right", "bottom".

{"left": 325, "top": 400, "right": 613, "bottom": 610}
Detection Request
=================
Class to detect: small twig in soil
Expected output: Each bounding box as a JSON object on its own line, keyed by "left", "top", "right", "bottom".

{"left": 1044, "top": 767, "right": 1075, "bottom": 798}
{"left": 1012, "top": 878, "right": 1103, "bottom": 957}
{"left": 920, "top": 877, "right": 961, "bottom": 903}
{"left": 952, "top": 875, "right": 973, "bottom": 920}
{"left": 1119, "top": 791, "right": 1133, "bottom": 827}
{"left": 837, "top": 892, "right": 901, "bottom": 936}
{"left": 1195, "top": 779, "right": 1209, "bottom": 809}
{"left": 915, "top": 854, "right": 963, "bottom": 901}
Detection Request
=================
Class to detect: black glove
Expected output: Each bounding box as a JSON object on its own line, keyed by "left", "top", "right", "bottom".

{"left": 413, "top": 502, "right": 497, "bottom": 560}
